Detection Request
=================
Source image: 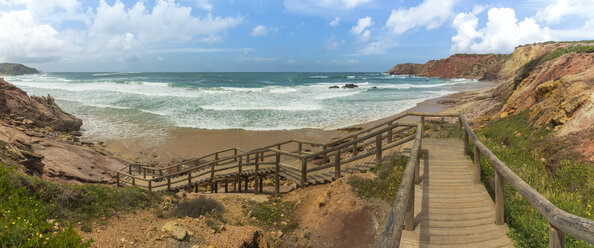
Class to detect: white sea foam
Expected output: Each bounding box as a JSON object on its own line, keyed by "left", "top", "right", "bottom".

{"left": 310, "top": 76, "right": 329, "bottom": 79}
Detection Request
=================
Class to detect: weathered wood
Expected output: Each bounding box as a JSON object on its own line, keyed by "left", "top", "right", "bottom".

{"left": 298, "top": 143, "right": 302, "bottom": 154}
{"left": 275, "top": 152, "right": 280, "bottom": 196}
{"left": 353, "top": 135, "right": 359, "bottom": 156}
{"left": 414, "top": 152, "right": 420, "bottom": 185}
{"left": 474, "top": 145, "right": 481, "bottom": 183}
{"left": 167, "top": 176, "right": 171, "bottom": 191}
{"left": 225, "top": 181, "right": 228, "bottom": 193}
{"left": 116, "top": 173, "right": 120, "bottom": 187}
{"left": 187, "top": 171, "right": 192, "bottom": 191}
{"left": 254, "top": 153, "right": 260, "bottom": 194}
{"left": 405, "top": 181, "right": 415, "bottom": 231}
{"left": 495, "top": 169, "right": 504, "bottom": 225}
{"left": 334, "top": 150, "right": 341, "bottom": 179}
{"left": 549, "top": 224, "right": 565, "bottom": 248}
{"left": 148, "top": 180, "right": 152, "bottom": 191}
{"left": 376, "top": 134, "right": 382, "bottom": 166}
{"left": 379, "top": 123, "right": 422, "bottom": 248}
{"left": 458, "top": 117, "right": 463, "bottom": 139}
{"left": 244, "top": 177, "right": 248, "bottom": 191}
{"left": 388, "top": 121, "right": 393, "bottom": 143}
{"left": 301, "top": 159, "right": 307, "bottom": 186}
{"left": 259, "top": 177, "right": 263, "bottom": 194}
{"left": 464, "top": 128, "right": 469, "bottom": 155}
{"left": 132, "top": 177, "right": 135, "bottom": 186}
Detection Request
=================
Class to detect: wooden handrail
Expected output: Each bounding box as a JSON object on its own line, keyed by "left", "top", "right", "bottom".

{"left": 379, "top": 123, "right": 423, "bottom": 247}
{"left": 459, "top": 114, "right": 594, "bottom": 246}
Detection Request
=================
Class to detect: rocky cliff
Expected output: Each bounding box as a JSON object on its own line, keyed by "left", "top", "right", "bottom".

{"left": 0, "top": 78, "right": 126, "bottom": 183}
{"left": 386, "top": 54, "right": 507, "bottom": 79}
{"left": 0, "top": 78, "right": 82, "bottom": 132}
{"left": 0, "top": 63, "right": 39, "bottom": 76}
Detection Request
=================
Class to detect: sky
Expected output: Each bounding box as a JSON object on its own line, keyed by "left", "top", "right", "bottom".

{"left": 0, "top": 0, "right": 593, "bottom": 72}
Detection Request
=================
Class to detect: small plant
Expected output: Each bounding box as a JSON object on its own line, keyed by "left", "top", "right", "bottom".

{"left": 245, "top": 198, "right": 298, "bottom": 234}
{"left": 170, "top": 196, "right": 224, "bottom": 219}
{"left": 348, "top": 156, "right": 408, "bottom": 202}
{"left": 80, "top": 225, "right": 92, "bottom": 233}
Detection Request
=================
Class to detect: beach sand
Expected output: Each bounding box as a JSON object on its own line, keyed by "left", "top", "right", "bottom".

{"left": 102, "top": 85, "right": 498, "bottom": 165}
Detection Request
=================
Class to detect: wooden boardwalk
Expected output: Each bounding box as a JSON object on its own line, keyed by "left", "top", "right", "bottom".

{"left": 399, "top": 138, "right": 513, "bottom": 247}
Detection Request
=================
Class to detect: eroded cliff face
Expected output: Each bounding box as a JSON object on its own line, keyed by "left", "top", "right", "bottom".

{"left": 388, "top": 41, "right": 594, "bottom": 162}
{"left": 386, "top": 54, "right": 507, "bottom": 79}
{"left": 0, "top": 78, "right": 126, "bottom": 183}
{"left": 0, "top": 78, "right": 82, "bottom": 132}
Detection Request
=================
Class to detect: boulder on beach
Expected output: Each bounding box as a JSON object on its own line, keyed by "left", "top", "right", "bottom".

{"left": 329, "top": 85, "right": 339, "bottom": 89}
{"left": 342, "top": 84, "right": 358, "bottom": 89}
{"left": 0, "top": 78, "right": 82, "bottom": 132}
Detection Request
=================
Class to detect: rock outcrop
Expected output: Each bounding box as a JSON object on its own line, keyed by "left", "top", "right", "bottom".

{"left": 0, "top": 63, "right": 39, "bottom": 76}
{"left": 0, "top": 78, "right": 82, "bottom": 132}
{"left": 387, "top": 54, "right": 507, "bottom": 79}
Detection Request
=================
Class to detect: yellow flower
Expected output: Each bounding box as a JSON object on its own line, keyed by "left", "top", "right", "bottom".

{"left": 11, "top": 222, "right": 15, "bottom": 225}
{"left": 17, "top": 217, "right": 21, "bottom": 220}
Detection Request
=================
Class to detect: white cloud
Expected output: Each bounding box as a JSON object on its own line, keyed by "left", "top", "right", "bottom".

{"left": 284, "top": 0, "right": 373, "bottom": 15}
{"left": 0, "top": 10, "right": 67, "bottom": 63}
{"left": 324, "top": 36, "right": 339, "bottom": 51}
{"left": 385, "top": 0, "right": 455, "bottom": 35}
{"left": 351, "top": 16, "right": 373, "bottom": 42}
{"left": 0, "top": 0, "right": 79, "bottom": 16}
{"left": 451, "top": 8, "right": 552, "bottom": 53}
{"left": 250, "top": 25, "right": 267, "bottom": 36}
{"left": 194, "top": 0, "right": 213, "bottom": 11}
{"left": 536, "top": 0, "right": 594, "bottom": 25}
{"left": 329, "top": 17, "right": 340, "bottom": 27}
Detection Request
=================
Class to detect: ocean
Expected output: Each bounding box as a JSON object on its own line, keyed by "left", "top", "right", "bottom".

{"left": 5, "top": 72, "right": 496, "bottom": 141}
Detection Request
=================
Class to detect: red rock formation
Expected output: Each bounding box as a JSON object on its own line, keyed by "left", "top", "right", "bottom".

{"left": 387, "top": 54, "right": 507, "bottom": 79}
{"left": 0, "top": 78, "right": 82, "bottom": 132}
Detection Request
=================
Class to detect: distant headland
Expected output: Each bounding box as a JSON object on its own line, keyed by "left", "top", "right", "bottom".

{"left": 0, "top": 63, "right": 39, "bottom": 76}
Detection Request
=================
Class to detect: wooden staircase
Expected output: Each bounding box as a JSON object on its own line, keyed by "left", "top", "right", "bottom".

{"left": 399, "top": 138, "right": 513, "bottom": 247}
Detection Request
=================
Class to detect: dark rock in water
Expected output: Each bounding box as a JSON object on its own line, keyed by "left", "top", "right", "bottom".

{"left": 342, "top": 83, "right": 358, "bottom": 89}
{"left": 329, "top": 85, "right": 339, "bottom": 89}
{"left": 0, "top": 78, "right": 82, "bottom": 132}
{"left": 371, "top": 86, "right": 377, "bottom": 89}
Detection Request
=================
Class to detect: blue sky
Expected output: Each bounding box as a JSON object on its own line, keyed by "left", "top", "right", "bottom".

{"left": 0, "top": 0, "right": 593, "bottom": 72}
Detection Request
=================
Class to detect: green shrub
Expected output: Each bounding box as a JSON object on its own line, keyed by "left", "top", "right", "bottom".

{"left": 171, "top": 196, "right": 223, "bottom": 218}
{"left": 245, "top": 198, "right": 298, "bottom": 234}
{"left": 469, "top": 112, "right": 593, "bottom": 247}
{"left": 348, "top": 156, "right": 408, "bottom": 202}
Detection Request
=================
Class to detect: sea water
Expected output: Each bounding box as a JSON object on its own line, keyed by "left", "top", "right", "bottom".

{"left": 5, "top": 72, "right": 496, "bottom": 141}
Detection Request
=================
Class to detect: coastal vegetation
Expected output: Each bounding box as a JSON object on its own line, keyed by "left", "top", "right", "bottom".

{"left": 0, "top": 165, "right": 160, "bottom": 247}
{"left": 348, "top": 156, "right": 408, "bottom": 202}
{"left": 468, "top": 112, "right": 593, "bottom": 247}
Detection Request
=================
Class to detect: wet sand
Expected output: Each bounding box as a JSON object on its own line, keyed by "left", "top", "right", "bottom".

{"left": 102, "top": 85, "right": 497, "bottom": 165}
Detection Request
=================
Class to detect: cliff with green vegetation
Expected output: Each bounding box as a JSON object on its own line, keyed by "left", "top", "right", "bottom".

{"left": 0, "top": 63, "right": 39, "bottom": 76}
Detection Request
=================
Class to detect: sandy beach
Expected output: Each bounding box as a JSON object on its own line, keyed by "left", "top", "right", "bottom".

{"left": 101, "top": 84, "right": 499, "bottom": 165}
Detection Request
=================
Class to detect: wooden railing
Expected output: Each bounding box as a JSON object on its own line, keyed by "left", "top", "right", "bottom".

{"left": 459, "top": 114, "right": 594, "bottom": 247}
{"left": 114, "top": 110, "right": 432, "bottom": 194}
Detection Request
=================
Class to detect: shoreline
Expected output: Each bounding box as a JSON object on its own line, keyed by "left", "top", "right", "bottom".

{"left": 102, "top": 83, "right": 499, "bottom": 165}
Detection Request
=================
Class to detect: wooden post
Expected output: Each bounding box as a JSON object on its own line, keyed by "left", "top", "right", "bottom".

{"left": 275, "top": 152, "right": 280, "bottom": 196}
{"left": 214, "top": 182, "right": 218, "bottom": 193}
{"left": 167, "top": 176, "right": 171, "bottom": 191}
{"left": 260, "top": 152, "right": 264, "bottom": 162}
{"left": 474, "top": 146, "right": 481, "bottom": 183}
{"left": 387, "top": 121, "right": 393, "bottom": 143}
{"left": 210, "top": 163, "right": 215, "bottom": 193}
{"left": 238, "top": 156, "right": 243, "bottom": 192}
{"left": 259, "top": 177, "right": 263, "bottom": 194}
{"left": 128, "top": 165, "right": 132, "bottom": 174}
{"left": 414, "top": 154, "right": 420, "bottom": 185}
{"left": 233, "top": 177, "right": 237, "bottom": 192}
{"left": 132, "top": 177, "right": 135, "bottom": 186}
{"left": 458, "top": 117, "right": 463, "bottom": 139}
{"left": 188, "top": 171, "right": 192, "bottom": 190}
{"left": 244, "top": 177, "right": 248, "bottom": 191}
{"left": 298, "top": 143, "right": 302, "bottom": 154}
{"left": 549, "top": 223, "right": 565, "bottom": 248}
{"left": 420, "top": 116, "right": 425, "bottom": 135}
{"left": 254, "top": 153, "right": 260, "bottom": 194}
{"left": 116, "top": 172, "right": 120, "bottom": 187}
{"left": 334, "top": 150, "right": 341, "bottom": 179}
{"left": 376, "top": 134, "right": 382, "bottom": 166}
{"left": 225, "top": 181, "right": 228, "bottom": 193}
{"left": 143, "top": 168, "right": 146, "bottom": 179}
{"left": 405, "top": 181, "right": 415, "bottom": 231}
{"left": 353, "top": 136, "right": 358, "bottom": 155}
{"left": 464, "top": 129, "right": 469, "bottom": 155}
{"left": 234, "top": 148, "right": 238, "bottom": 161}
{"left": 301, "top": 159, "right": 307, "bottom": 186}
{"left": 495, "top": 169, "right": 505, "bottom": 225}
{"left": 322, "top": 145, "right": 328, "bottom": 163}
{"left": 148, "top": 180, "right": 152, "bottom": 191}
